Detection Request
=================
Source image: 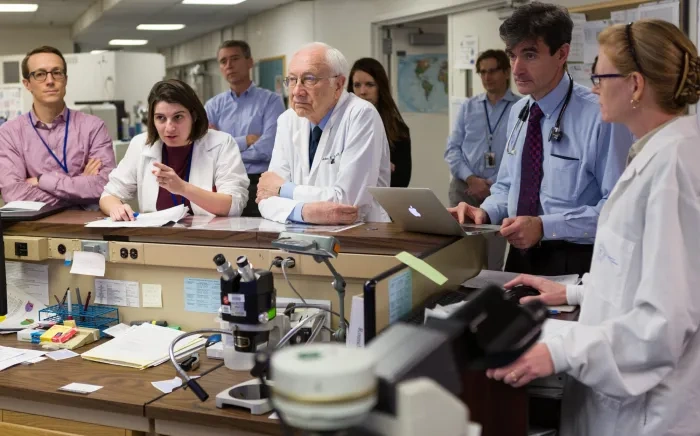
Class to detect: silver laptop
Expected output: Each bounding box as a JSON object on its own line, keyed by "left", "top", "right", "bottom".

{"left": 368, "top": 187, "right": 501, "bottom": 237}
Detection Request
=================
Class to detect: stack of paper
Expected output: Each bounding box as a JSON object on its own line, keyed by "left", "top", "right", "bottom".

{"left": 0, "top": 346, "right": 46, "bottom": 371}
{"left": 84, "top": 205, "right": 189, "bottom": 228}
{"left": 0, "top": 201, "right": 46, "bottom": 212}
{"left": 81, "top": 323, "right": 205, "bottom": 369}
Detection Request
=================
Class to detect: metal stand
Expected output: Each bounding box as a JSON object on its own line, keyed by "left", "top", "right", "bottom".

{"left": 317, "top": 256, "right": 346, "bottom": 342}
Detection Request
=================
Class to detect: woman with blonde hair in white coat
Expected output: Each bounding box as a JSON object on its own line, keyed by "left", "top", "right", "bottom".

{"left": 486, "top": 19, "right": 700, "bottom": 436}
{"left": 100, "top": 79, "right": 249, "bottom": 221}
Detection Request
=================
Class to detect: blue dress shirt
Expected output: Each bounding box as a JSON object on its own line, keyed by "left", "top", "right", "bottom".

{"left": 204, "top": 83, "right": 285, "bottom": 175}
{"left": 480, "top": 73, "right": 634, "bottom": 244}
{"left": 281, "top": 108, "right": 335, "bottom": 223}
{"left": 445, "top": 89, "right": 521, "bottom": 182}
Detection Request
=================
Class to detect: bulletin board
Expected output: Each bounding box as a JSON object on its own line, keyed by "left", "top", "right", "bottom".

{"left": 254, "top": 55, "right": 287, "bottom": 107}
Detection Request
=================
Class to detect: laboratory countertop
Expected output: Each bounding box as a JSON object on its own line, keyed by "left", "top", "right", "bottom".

{"left": 0, "top": 335, "right": 222, "bottom": 416}
{"left": 145, "top": 364, "right": 281, "bottom": 435}
{"left": 4, "top": 211, "right": 458, "bottom": 256}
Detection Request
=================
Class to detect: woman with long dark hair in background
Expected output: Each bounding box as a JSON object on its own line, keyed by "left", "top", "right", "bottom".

{"left": 348, "top": 58, "right": 411, "bottom": 187}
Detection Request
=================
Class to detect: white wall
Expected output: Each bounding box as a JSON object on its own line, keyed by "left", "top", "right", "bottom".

{"left": 390, "top": 23, "right": 451, "bottom": 204}
{"left": 0, "top": 27, "right": 73, "bottom": 56}
{"left": 313, "top": 0, "right": 377, "bottom": 67}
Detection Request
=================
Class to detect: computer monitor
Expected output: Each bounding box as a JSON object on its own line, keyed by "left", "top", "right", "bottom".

{"left": 75, "top": 99, "right": 128, "bottom": 140}
{"left": 362, "top": 240, "right": 458, "bottom": 344}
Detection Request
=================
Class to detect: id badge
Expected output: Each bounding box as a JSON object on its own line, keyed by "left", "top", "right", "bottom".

{"left": 484, "top": 152, "right": 496, "bottom": 169}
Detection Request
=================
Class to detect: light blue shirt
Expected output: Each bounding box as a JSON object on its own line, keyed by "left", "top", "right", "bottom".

{"left": 445, "top": 89, "right": 521, "bottom": 182}
{"left": 480, "top": 73, "right": 634, "bottom": 244}
{"left": 204, "top": 83, "right": 285, "bottom": 175}
{"left": 282, "top": 108, "right": 335, "bottom": 223}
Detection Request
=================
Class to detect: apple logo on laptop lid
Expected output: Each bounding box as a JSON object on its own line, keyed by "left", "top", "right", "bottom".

{"left": 408, "top": 206, "right": 421, "bottom": 217}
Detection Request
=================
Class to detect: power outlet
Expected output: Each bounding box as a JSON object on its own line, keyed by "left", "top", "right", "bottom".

{"left": 276, "top": 297, "right": 332, "bottom": 342}
{"left": 109, "top": 242, "right": 145, "bottom": 264}
{"left": 48, "top": 238, "right": 82, "bottom": 259}
{"left": 81, "top": 240, "right": 109, "bottom": 261}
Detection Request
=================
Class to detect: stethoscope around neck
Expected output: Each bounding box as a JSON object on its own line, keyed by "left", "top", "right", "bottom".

{"left": 505, "top": 73, "right": 574, "bottom": 155}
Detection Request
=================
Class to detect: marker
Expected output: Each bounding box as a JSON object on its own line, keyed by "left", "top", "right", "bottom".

{"left": 84, "top": 292, "right": 92, "bottom": 313}
{"left": 54, "top": 295, "right": 63, "bottom": 310}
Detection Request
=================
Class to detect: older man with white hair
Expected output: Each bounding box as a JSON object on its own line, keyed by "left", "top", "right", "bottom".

{"left": 256, "top": 42, "right": 391, "bottom": 224}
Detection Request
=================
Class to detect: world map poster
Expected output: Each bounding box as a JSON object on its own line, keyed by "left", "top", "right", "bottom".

{"left": 397, "top": 54, "right": 449, "bottom": 114}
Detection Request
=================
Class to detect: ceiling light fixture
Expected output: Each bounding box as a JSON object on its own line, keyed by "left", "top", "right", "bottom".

{"left": 109, "top": 39, "right": 148, "bottom": 46}
{"left": 0, "top": 3, "right": 38, "bottom": 12}
{"left": 90, "top": 50, "right": 107, "bottom": 54}
{"left": 137, "top": 24, "right": 186, "bottom": 31}
{"left": 181, "top": 0, "right": 246, "bottom": 5}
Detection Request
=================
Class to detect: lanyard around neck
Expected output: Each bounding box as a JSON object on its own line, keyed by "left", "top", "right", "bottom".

{"left": 29, "top": 109, "right": 70, "bottom": 173}
{"left": 483, "top": 100, "right": 510, "bottom": 150}
{"left": 161, "top": 144, "right": 194, "bottom": 206}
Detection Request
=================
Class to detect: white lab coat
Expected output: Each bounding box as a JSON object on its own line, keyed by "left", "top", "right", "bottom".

{"left": 258, "top": 91, "right": 391, "bottom": 223}
{"left": 102, "top": 130, "right": 249, "bottom": 216}
{"left": 545, "top": 116, "right": 700, "bottom": 436}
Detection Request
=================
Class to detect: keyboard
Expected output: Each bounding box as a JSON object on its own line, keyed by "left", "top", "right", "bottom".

{"left": 402, "top": 289, "right": 471, "bottom": 325}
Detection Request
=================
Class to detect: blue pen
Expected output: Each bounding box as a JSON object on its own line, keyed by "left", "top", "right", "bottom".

{"left": 548, "top": 309, "right": 560, "bottom": 315}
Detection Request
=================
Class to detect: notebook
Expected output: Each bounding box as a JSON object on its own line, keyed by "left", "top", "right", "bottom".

{"left": 81, "top": 323, "right": 205, "bottom": 369}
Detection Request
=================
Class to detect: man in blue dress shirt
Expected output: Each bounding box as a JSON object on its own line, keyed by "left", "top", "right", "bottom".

{"left": 205, "top": 40, "right": 286, "bottom": 217}
{"left": 445, "top": 49, "right": 521, "bottom": 208}
{"left": 449, "top": 2, "right": 633, "bottom": 276}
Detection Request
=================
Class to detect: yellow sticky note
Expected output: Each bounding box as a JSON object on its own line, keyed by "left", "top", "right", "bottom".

{"left": 142, "top": 284, "right": 163, "bottom": 308}
{"left": 395, "top": 251, "right": 448, "bottom": 285}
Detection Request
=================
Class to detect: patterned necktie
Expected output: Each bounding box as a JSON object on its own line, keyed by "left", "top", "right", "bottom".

{"left": 516, "top": 103, "right": 545, "bottom": 217}
{"left": 309, "top": 126, "right": 323, "bottom": 168}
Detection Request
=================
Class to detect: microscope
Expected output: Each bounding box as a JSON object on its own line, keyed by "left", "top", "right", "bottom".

{"left": 252, "top": 284, "right": 548, "bottom": 436}
{"left": 169, "top": 251, "right": 327, "bottom": 415}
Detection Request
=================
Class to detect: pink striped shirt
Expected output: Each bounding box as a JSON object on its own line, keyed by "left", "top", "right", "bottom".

{"left": 0, "top": 107, "right": 115, "bottom": 206}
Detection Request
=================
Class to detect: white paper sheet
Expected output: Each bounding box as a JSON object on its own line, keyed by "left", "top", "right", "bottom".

{"left": 70, "top": 251, "right": 106, "bottom": 277}
{"left": 85, "top": 205, "right": 188, "bottom": 228}
{"left": 47, "top": 349, "right": 79, "bottom": 360}
{"left": 151, "top": 376, "right": 183, "bottom": 394}
{"left": 0, "top": 287, "right": 47, "bottom": 331}
{"left": 59, "top": 383, "right": 103, "bottom": 394}
{"left": 142, "top": 284, "right": 163, "bottom": 308}
{"left": 0, "top": 349, "right": 47, "bottom": 371}
{"left": 583, "top": 20, "right": 611, "bottom": 64}
{"left": 455, "top": 35, "right": 479, "bottom": 70}
{"left": 5, "top": 261, "right": 49, "bottom": 305}
{"left": 94, "top": 279, "right": 140, "bottom": 307}
{"left": 569, "top": 13, "right": 586, "bottom": 63}
{"left": 0, "top": 201, "right": 45, "bottom": 211}
{"left": 638, "top": 1, "right": 680, "bottom": 27}
{"left": 103, "top": 323, "right": 133, "bottom": 338}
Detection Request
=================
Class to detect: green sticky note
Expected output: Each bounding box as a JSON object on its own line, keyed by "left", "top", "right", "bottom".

{"left": 395, "top": 251, "right": 448, "bottom": 285}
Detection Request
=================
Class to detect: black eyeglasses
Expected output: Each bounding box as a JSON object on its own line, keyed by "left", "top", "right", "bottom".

{"left": 626, "top": 23, "right": 644, "bottom": 74}
{"left": 590, "top": 73, "right": 625, "bottom": 86}
{"left": 29, "top": 69, "right": 66, "bottom": 82}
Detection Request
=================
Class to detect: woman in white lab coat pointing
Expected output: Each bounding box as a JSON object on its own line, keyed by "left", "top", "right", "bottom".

{"left": 487, "top": 19, "right": 700, "bottom": 436}
{"left": 100, "top": 79, "right": 249, "bottom": 221}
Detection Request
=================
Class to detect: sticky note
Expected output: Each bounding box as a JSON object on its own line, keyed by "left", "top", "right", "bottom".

{"left": 395, "top": 251, "right": 448, "bottom": 285}
{"left": 142, "top": 284, "right": 163, "bottom": 308}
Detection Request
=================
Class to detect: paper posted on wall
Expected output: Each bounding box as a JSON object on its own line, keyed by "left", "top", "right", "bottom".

{"left": 0, "top": 287, "right": 47, "bottom": 331}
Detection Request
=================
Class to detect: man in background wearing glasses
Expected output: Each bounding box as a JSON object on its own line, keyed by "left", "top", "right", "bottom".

{"left": 255, "top": 42, "right": 390, "bottom": 225}
{"left": 0, "top": 46, "right": 115, "bottom": 207}
{"left": 205, "top": 40, "right": 285, "bottom": 217}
